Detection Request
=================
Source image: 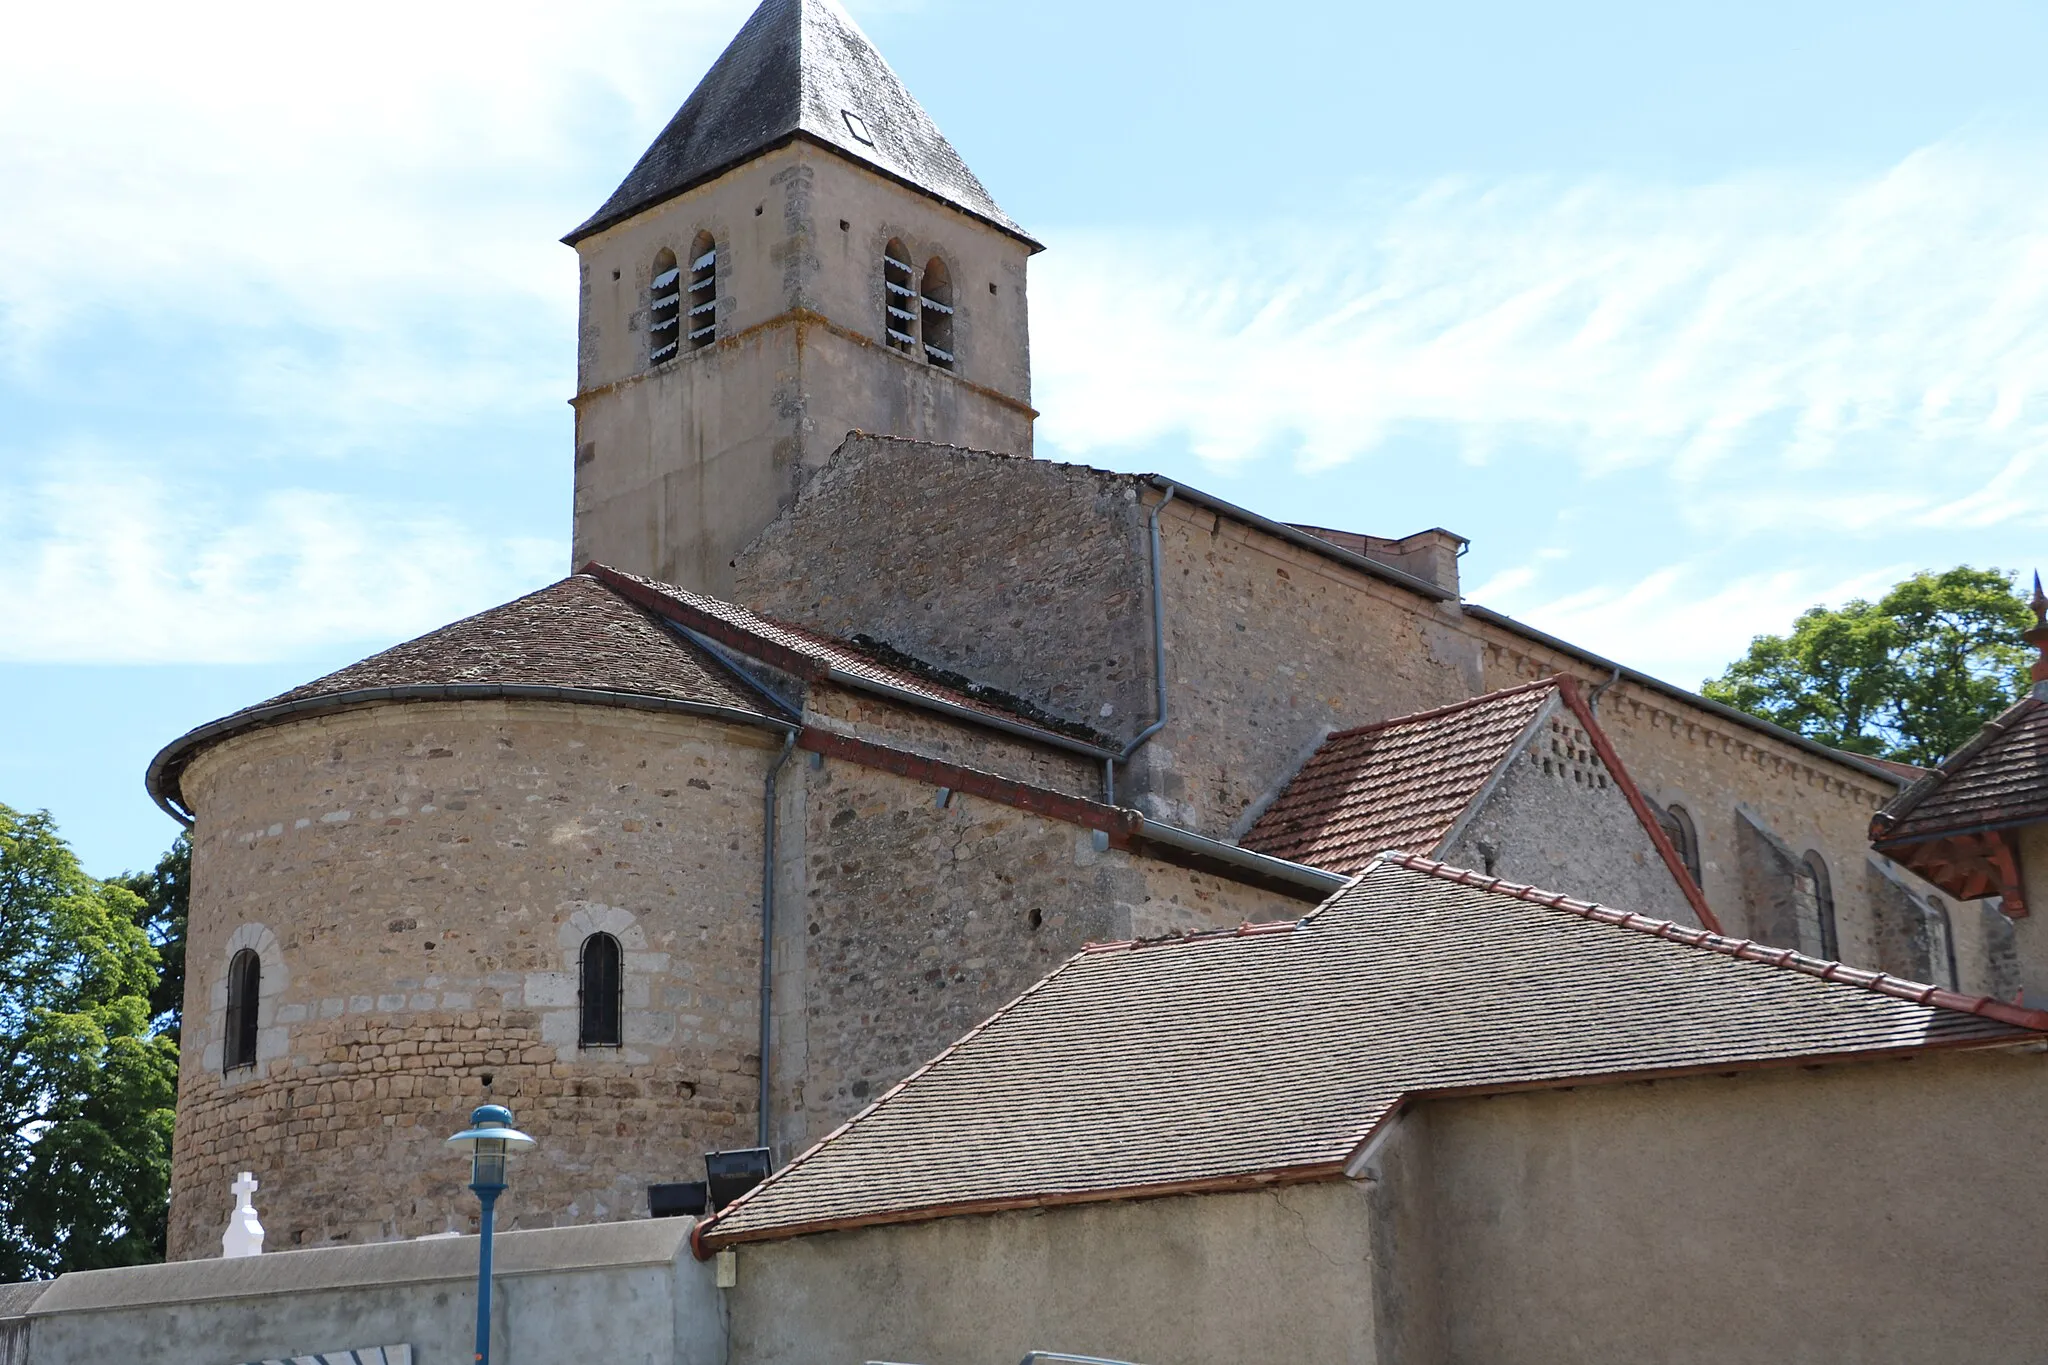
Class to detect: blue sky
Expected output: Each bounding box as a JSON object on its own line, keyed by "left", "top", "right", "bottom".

{"left": 5, "top": 0, "right": 2047, "bottom": 876}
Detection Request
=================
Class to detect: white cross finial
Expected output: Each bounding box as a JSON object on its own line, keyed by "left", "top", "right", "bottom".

{"left": 222, "top": 1170, "right": 265, "bottom": 1258}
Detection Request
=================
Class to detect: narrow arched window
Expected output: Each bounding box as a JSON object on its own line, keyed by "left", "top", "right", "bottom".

{"left": 1803, "top": 851, "right": 1839, "bottom": 959}
{"left": 223, "top": 949, "right": 260, "bottom": 1072}
{"left": 1662, "top": 804, "right": 1702, "bottom": 886}
{"left": 686, "top": 232, "right": 718, "bottom": 350}
{"left": 649, "top": 248, "right": 681, "bottom": 365}
{"left": 579, "top": 933, "right": 623, "bottom": 1049}
{"left": 883, "top": 240, "right": 918, "bottom": 355}
{"left": 920, "top": 257, "right": 955, "bottom": 370}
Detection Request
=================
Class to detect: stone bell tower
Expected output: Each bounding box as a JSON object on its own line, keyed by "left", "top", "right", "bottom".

{"left": 563, "top": 0, "right": 1041, "bottom": 595}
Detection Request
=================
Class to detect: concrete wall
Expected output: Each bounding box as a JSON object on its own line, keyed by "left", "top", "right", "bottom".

{"left": 1404, "top": 1048, "right": 2048, "bottom": 1364}
{"left": 1440, "top": 705, "right": 1696, "bottom": 924}
{"left": 725, "top": 1183, "right": 1380, "bottom": 1365}
{"left": 572, "top": 145, "right": 1034, "bottom": 595}
{"left": 19, "top": 1219, "right": 720, "bottom": 1365}
{"left": 170, "top": 701, "right": 780, "bottom": 1258}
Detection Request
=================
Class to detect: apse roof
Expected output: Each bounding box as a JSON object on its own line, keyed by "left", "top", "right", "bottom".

{"left": 565, "top": 0, "right": 1033, "bottom": 247}
{"left": 1873, "top": 696, "right": 2048, "bottom": 847}
{"left": 699, "top": 854, "right": 2048, "bottom": 1248}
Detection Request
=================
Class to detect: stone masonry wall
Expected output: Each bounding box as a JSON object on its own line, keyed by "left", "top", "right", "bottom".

{"left": 169, "top": 701, "right": 779, "bottom": 1259}
{"left": 1440, "top": 707, "right": 1696, "bottom": 925}
{"left": 730, "top": 445, "right": 1983, "bottom": 988}
{"left": 736, "top": 436, "right": 1154, "bottom": 731}
{"left": 769, "top": 751, "right": 1305, "bottom": 1155}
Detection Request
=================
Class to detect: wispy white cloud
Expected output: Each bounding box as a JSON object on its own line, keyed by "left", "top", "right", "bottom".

{"left": 1033, "top": 142, "right": 2048, "bottom": 526}
{"left": 0, "top": 457, "right": 564, "bottom": 665}
{"left": 0, "top": 0, "right": 755, "bottom": 423}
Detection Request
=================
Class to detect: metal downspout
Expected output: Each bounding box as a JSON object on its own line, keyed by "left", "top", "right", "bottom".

{"left": 756, "top": 729, "right": 799, "bottom": 1149}
{"left": 1107, "top": 485, "right": 1177, "bottom": 805}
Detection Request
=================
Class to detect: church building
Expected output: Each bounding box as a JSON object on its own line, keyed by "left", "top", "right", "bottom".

{"left": 112, "top": 0, "right": 2022, "bottom": 1272}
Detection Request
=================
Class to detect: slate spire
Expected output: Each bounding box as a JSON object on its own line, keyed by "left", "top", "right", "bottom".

{"left": 565, "top": 0, "right": 1032, "bottom": 246}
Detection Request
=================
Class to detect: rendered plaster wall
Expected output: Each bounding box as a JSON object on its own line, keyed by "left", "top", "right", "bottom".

{"left": 572, "top": 147, "right": 1032, "bottom": 595}
{"left": 169, "top": 702, "right": 778, "bottom": 1259}
{"left": 725, "top": 1183, "right": 1380, "bottom": 1365}
{"left": 1407, "top": 1048, "right": 2048, "bottom": 1364}
{"left": 19, "top": 1220, "right": 721, "bottom": 1365}
{"left": 1440, "top": 712, "right": 1696, "bottom": 924}
{"left": 771, "top": 751, "right": 1305, "bottom": 1154}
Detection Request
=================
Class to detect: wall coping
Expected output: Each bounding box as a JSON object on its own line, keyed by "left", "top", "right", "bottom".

{"left": 25, "top": 1218, "right": 696, "bottom": 1317}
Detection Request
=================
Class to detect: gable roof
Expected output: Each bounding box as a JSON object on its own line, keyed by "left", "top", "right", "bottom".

{"left": 146, "top": 576, "right": 784, "bottom": 819}
{"left": 1241, "top": 680, "right": 1559, "bottom": 872}
{"left": 564, "top": 0, "right": 1033, "bottom": 247}
{"left": 586, "top": 565, "right": 1116, "bottom": 753}
{"left": 1872, "top": 695, "right": 2048, "bottom": 847}
{"left": 699, "top": 854, "right": 2047, "bottom": 1249}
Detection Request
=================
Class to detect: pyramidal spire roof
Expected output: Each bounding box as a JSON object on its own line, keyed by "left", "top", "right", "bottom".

{"left": 565, "top": 0, "right": 1034, "bottom": 247}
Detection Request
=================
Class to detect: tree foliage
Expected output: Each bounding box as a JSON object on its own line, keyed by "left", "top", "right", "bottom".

{"left": 0, "top": 804, "right": 179, "bottom": 1281}
{"left": 1703, "top": 567, "right": 2033, "bottom": 768}
{"left": 114, "top": 834, "right": 189, "bottom": 1040}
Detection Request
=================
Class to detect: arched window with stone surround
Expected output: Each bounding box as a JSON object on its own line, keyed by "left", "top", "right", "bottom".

{"left": 579, "top": 933, "right": 623, "bottom": 1049}
{"left": 919, "top": 256, "right": 955, "bottom": 370}
{"left": 1802, "top": 850, "right": 1839, "bottom": 960}
{"left": 685, "top": 231, "right": 718, "bottom": 350}
{"left": 883, "top": 240, "right": 918, "bottom": 355}
{"left": 649, "top": 248, "right": 681, "bottom": 365}
{"left": 1662, "top": 803, "right": 1703, "bottom": 886}
{"left": 223, "top": 948, "right": 260, "bottom": 1072}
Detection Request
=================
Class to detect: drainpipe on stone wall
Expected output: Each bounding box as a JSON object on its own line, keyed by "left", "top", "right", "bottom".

{"left": 1105, "top": 485, "right": 1177, "bottom": 806}
{"left": 1588, "top": 664, "right": 1624, "bottom": 715}
{"left": 756, "top": 729, "right": 799, "bottom": 1150}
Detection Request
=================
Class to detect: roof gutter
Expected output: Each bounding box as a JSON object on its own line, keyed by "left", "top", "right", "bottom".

{"left": 1131, "top": 816, "right": 1350, "bottom": 898}
{"left": 145, "top": 684, "right": 798, "bottom": 827}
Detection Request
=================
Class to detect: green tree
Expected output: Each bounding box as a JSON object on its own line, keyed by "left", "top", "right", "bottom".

{"left": 1704, "top": 567, "right": 2033, "bottom": 768}
{"left": 114, "top": 835, "right": 189, "bottom": 1040}
{"left": 0, "top": 804, "right": 179, "bottom": 1281}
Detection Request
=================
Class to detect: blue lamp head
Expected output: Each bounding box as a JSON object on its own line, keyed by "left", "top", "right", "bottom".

{"left": 447, "top": 1104, "right": 537, "bottom": 1192}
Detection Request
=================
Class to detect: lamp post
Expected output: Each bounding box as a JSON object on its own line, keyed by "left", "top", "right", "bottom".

{"left": 446, "top": 1104, "right": 536, "bottom": 1365}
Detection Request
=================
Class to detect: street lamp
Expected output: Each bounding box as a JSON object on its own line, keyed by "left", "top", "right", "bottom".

{"left": 446, "top": 1104, "right": 537, "bottom": 1365}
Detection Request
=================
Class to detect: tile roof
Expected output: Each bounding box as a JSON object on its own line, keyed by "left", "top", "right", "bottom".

{"left": 701, "top": 855, "right": 2045, "bottom": 1248}
{"left": 1240, "top": 680, "right": 1559, "bottom": 872}
{"left": 258, "top": 576, "right": 769, "bottom": 715}
{"left": 565, "top": 0, "right": 1032, "bottom": 247}
{"left": 1873, "top": 696, "right": 2048, "bottom": 845}
{"left": 147, "top": 576, "right": 781, "bottom": 815}
{"left": 589, "top": 566, "right": 1113, "bottom": 749}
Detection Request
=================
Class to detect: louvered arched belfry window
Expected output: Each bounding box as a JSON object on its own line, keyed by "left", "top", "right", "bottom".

{"left": 883, "top": 239, "right": 918, "bottom": 355}
{"left": 649, "top": 248, "right": 681, "bottom": 365}
{"left": 686, "top": 231, "right": 718, "bottom": 350}
{"left": 223, "top": 948, "right": 261, "bottom": 1072}
{"left": 920, "top": 257, "right": 955, "bottom": 370}
{"left": 580, "top": 932, "right": 623, "bottom": 1049}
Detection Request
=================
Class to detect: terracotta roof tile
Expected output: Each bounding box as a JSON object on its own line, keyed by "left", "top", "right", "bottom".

{"left": 1874, "top": 697, "right": 2048, "bottom": 845}
{"left": 1241, "top": 681, "right": 1558, "bottom": 872}
{"left": 703, "top": 855, "right": 2042, "bottom": 1247}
